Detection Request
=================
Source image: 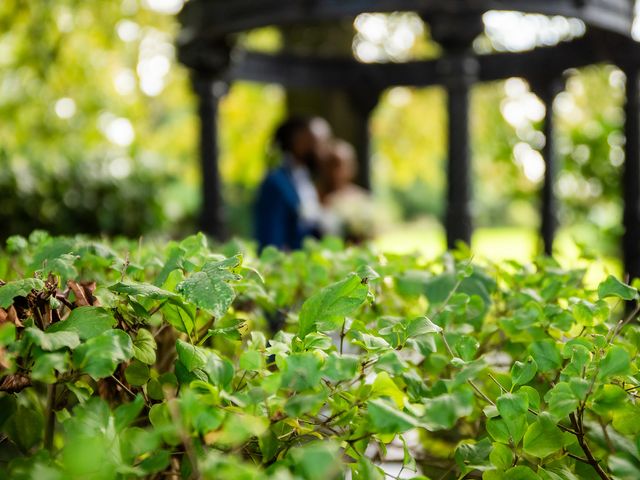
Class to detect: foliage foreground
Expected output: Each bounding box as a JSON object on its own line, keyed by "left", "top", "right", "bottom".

{"left": 1, "top": 233, "right": 640, "bottom": 480}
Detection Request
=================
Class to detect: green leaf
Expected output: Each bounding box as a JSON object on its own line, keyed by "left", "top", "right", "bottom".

{"left": 490, "top": 442, "right": 514, "bottom": 470}
{"left": 591, "top": 384, "right": 627, "bottom": 416}
{"left": 47, "top": 306, "right": 116, "bottom": 340}
{"left": 25, "top": 328, "right": 80, "bottom": 351}
{"left": 504, "top": 466, "right": 541, "bottom": 480}
{"left": 405, "top": 316, "right": 442, "bottom": 336}
{"left": 298, "top": 273, "right": 369, "bottom": 338}
{"left": 176, "top": 339, "right": 208, "bottom": 372}
{"left": 529, "top": 340, "right": 561, "bottom": 372}
{"left": 281, "top": 353, "right": 322, "bottom": 391}
{"left": 422, "top": 389, "right": 474, "bottom": 430}
{"left": 400, "top": 435, "right": 417, "bottom": 472}
{"left": 239, "top": 350, "right": 263, "bottom": 371}
{"left": 73, "top": 330, "right": 134, "bottom": 379}
{"left": 322, "top": 353, "right": 359, "bottom": 382}
{"left": 455, "top": 336, "right": 479, "bottom": 361}
{"left": 0, "top": 278, "right": 45, "bottom": 308}
{"left": 455, "top": 438, "right": 492, "bottom": 474}
{"left": 496, "top": 392, "right": 528, "bottom": 444}
{"left": 371, "top": 371, "right": 406, "bottom": 408}
{"left": 511, "top": 357, "right": 538, "bottom": 388}
{"left": 0, "top": 323, "right": 16, "bottom": 346}
{"left": 133, "top": 328, "right": 157, "bottom": 365}
{"left": 4, "top": 406, "right": 43, "bottom": 451}
{"left": 486, "top": 418, "right": 511, "bottom": 444}
{"left": 598, "top": 345, "right": 631, "bottom": 381}
{"left": 545, "top": 382, "right": 579, "bottom": 420}
{"left": 289, "top": 441, "right": 342, "bottom": 480}
{"left": 109, "top": 281, "right": 178, "bottom": 300}
{"left": 518, "top": 386, "right": 541, "bottom": 411}
{"left": 598, "top": 275, "right": 638, "bottom": 301}
{"left": 351, "top": 457, "right": 384, "bottom": 480}
{"left": 176, "top": 256, "right": 241, "bottom": 318}
{"left": 284, "top": 392, "right": 326, "bottom": 417}
{"left": 115, "top": 394, "right": 145, "bottom": 429}
{"left": 32, "top": 352, "right": 69, "bottom": 383}
{"left": 138, "top": 450, "right": 171, "bottom": 475}
{"left": 367, "top": 398, "right": 418, "bottom": 434}
{"left": 523, "top": 412, "right": 564, "bottom": 458}
{"left": 612, "top": 404, "right": 640, "bottom": 435}
{"left": 125, "top": 360, "right": 150, "bottom": 386}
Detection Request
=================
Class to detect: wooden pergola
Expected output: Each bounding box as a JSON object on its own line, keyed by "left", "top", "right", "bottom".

{"left": 177, "top": 0, "right": 640, "bottom": 278}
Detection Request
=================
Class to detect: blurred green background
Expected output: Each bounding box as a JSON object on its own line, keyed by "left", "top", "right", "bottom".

{"left": 0, "top": 1, "right": 626, "bottom": 267}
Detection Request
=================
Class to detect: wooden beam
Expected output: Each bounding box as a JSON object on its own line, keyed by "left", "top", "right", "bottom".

{"left": 227, "top": 36, "right": 609, "bottom": 90}
{"left": 179, "top": 0, "right": 633, "bottom": 39}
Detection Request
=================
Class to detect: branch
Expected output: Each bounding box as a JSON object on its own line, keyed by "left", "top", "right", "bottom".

{"left": 569, "top": 412, "right": 611, "bottom": 480}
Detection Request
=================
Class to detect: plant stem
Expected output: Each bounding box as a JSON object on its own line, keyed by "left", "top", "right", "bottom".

{"left": 569, "top": 412, "right": 611, "bottom": 480}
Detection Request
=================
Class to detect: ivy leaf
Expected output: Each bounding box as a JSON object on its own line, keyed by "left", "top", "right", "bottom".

{"left": 47, "top": 306, "right": 116, "bottom": 340}
{"left": 510, "top": 357, "right": 538, "bottom": 388}
{"left": 545, "top": 382, "right": 579, "bottom": 420}
{"left": 281, "top": 353, "right": 322, "bottom": 391}
{"left": 591, "top": 384, "right": 628, "bottom": 416}
{"left": 523, "top": 412, "right": 564, "bottom": 458}
{"left": 371, "top": 372, "right": 406, "bottom": 408}
{"left": 598, "top": 275, "right": 638, "bottom": 301}
{"left": 125, "top": 360, "right": 150, "bottom": 386}
{"left": 109, "top": 281, "right": 178, "bottom": 300}
{"left": 367, "top": 398, "right": 418, "bottom": 434}
{"left": 25, "top": 328, "right": 80, "bottom": 351}
{"left": 322, "top": 353, "right": 359, "bottom": 382}
{"left": 612, "top": 405, "right": 640, "bottom": 435}
{"left": 490, "top": 442, "right": 514, "bottom": 470}
{"left": 288, "top": 441, "right": 342, "bottom": 480}
{"left": 115, "top": 394, "right": 145, "bottom": 430}
{"left": 73, "top": 330, "right": 134, "bottom": 379}
{"left": 529, "top": 340, "right": 561, "bottom": 372}
{"left": 176, "top": 256, "right": 241, "bottom": 318}
{"left": 298, "top": 273, "right": 369, "bottom": 338}
{"left": 405, "top": 316, "right": 442, "bottom": 337}
{"left": 133, "top": 329, "right": 157, "bottom": 365}
{"left": 422, "top": 389, "right": 474, "bottom": 430}
{"left": 176, "top": 339, "right": 208, "bottom": 371}
{"left": 598, "top": 346, "right": 631, "bottom": 381}
{"left": 239, "top": 350, "right": 263, "bottom": 371}
{"left": 32, "top": 352, "right": 69, "bottom": 383}
{"left": 504, "top": 466, "right": 540, "bottom": 480}
{"left": 496, "top": 392, "right": 528, "bottom": 445}
{"left": 455, "top": 438, "right": 492, "bottom": 474}
{"left": 0, "top": 278, "right": 45, "bottom": 308}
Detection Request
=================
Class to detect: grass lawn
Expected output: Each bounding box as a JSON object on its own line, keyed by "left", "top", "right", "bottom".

{"left": 375, "top": 221, "right": 622, "bottom": 287}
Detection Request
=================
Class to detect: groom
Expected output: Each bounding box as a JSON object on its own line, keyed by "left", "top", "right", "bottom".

{"left": 254, "top": 116, "right": 332, "bottom": 251}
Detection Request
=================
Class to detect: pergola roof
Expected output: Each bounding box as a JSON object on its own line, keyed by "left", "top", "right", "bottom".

{"left": 179, "top": 0, "right": 634, "bottom": 39}
{"left": 178, "top": 0, "right": 639, "bottom": 85}
{"left": 176, "top": 0, "right": 640, "bottom": 282}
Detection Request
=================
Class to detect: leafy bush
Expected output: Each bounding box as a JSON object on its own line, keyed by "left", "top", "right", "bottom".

{"left": 0, "top": 233, "right": 639, "bottom": 479}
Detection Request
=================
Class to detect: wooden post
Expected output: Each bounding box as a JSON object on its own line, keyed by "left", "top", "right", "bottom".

{"left": 531, "top": 78, "right": 563, "bottom": 256}
{"left": 623, "top": 67, "right": 640, "bottom": 281}
{"left": 442, "top": 53, "right": 477, "bottom": 249}
{"left": 348, "top": 88, "right": 382, "bottom": 190}
{"left": 429, "top": 11, "right": 483, "bottom": 250}
{"left": 193, "top": 75, "right": 228, "bottom": 240}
